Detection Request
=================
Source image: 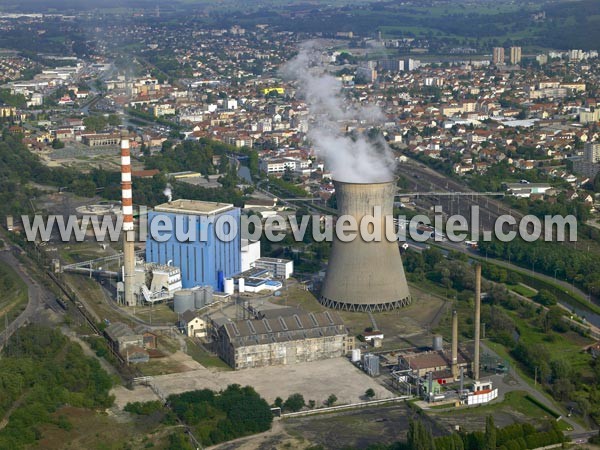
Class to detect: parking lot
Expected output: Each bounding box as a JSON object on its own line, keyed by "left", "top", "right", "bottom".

{"left": 112, "top": 356, "right": 395, "bottom": 408}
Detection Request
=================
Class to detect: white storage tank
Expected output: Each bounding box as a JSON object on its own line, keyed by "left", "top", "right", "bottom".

{"left": 351, "top": 348, "right": 361, "bottom": 363}
{"left": 432, "top": 335, "right": 443, "bottom": 351}
{"left": 204, "top": 285, "right": 214, "bottom": 305}
{"left": 173, "top": 290, "right": 194, "bottom": 314}
{"left": 238, "top": 277, "right": 245, "bottom": 293}
{"left": 194, "top": 287, "right": 205, "bottom": 309}
{"left": 224, "top": 278, "right": 234, "bottom": 295}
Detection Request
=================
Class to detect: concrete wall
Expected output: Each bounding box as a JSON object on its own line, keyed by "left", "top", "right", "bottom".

{"left": 221, "top": 335, "right": 347, "bottom": 370}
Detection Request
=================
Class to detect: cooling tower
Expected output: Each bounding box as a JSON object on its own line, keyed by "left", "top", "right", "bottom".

{"left": 319, "top": 180, "right": 411, "bottom": 312}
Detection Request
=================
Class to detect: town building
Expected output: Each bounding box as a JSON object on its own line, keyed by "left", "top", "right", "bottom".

{"left": 510, "top": 46, "right": 522, "bottom": 65}
{"left": 179, "top": 310, "right": 208, "bottom": 338}
{"left": 82, "top": 133, "right": 121, "bottom": 147}
{"left": 253, "top": 257, "right": 293, "bottom": 279}
{"left": 492, "top": 47, "right": 505, "bottom": 65}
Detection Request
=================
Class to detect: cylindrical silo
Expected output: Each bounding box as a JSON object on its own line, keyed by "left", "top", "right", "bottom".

{"left": 433, "top": 335, "right": 443, "bottom": 351}
{"left": 320, "top": 180, "right": 411, "bottom": 312}
{"left": 204, "top": 285, "right": 214, "bottom": 305}
{"left": 351, "top": 348, "right": 361, "bottom": 363}
{"left": 194, "top": 287, "right": 205, "bottom": 309}
{"left": 238, "top": 277, "right": 245, "bottom": 293}
{"left": 173, "top": 289, "right": 194, "bottom": 314}
{"left": 224, "top": 278, "right": 234, "bottom": 295}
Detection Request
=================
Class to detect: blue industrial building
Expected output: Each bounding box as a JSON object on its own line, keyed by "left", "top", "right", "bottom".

{"left": 146, "top": 199, "right": 241, "bottom": 290}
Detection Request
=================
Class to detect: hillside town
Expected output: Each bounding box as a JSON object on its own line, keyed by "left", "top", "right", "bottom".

{"left": 1, "top": 18, "right": 599, "bottom": 212}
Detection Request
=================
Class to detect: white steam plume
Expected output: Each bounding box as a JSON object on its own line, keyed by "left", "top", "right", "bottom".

{"left": 163, "top": 183, "right": 173, "bottom": 202}
{"left": 281, "top": 42, "right": 396, "bottom": 183}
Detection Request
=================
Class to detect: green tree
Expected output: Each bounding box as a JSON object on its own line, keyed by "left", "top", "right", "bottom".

{"left": 0, "top": 89, "right": 26, "bottom": 108}
{"left": 534, "top": 289, "right": 557, "bottom": 306}
{"left": 248, "top": 150, "right": 259, "bottom": 179}
{"left": 71, "top": 179, "right": 97, "bottom": 197}
{"left": 593, "top": 171, "right": 600, "bottom": 193}
{"left": 83, "top": 115, "right": 108, "bottom": 132}
{"left": 365, "top": 388, "right": 376, "bottom": 399}
{"left": 544, "top": 306, "right": 567, "bottom": 333}
{"left": 325, "top": 394, "right": 337, "bottom": 407}
{"left": 407, "top": 419, "right": 436, "bottom": 450}
{"left": 107, "top": 114, "right": 121, "bottom": 127}
{"left": 283, "top": 393, "right": 305, "bottom": 412}
{"left": 51, "top": 138, "right": 65, "bottom": 149}
{"left": 484, "top": 416, "right": 496, "bottom": 450}
{"left": 168, "top": 431, "right": 194, "bottom": 450}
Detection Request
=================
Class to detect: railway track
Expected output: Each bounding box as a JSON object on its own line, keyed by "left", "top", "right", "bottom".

{"left": 400, "top": 160, "right": 523, "bottom": 231}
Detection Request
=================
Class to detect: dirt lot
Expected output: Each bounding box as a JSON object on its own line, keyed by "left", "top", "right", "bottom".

{"left": 32, "top": 406, "right": 172, "bottom": 450}
{"left": 210, "top": 403, "right": 444, "bottom": 450}
{"left": 40, "top": 142, "right": 145, "bottom": 172}
{"left": 272, "top": 282, "right": 449, "bottom": 350}
{"left": 112, "top": 356, "right": 395, "bottom": 409}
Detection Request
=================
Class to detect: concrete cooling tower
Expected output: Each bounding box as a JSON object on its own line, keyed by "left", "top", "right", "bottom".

{"left": 319, "top": 180, "right": 411, "bottom": 312}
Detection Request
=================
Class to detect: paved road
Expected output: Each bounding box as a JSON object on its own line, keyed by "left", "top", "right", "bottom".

{"left": 0, "top": 246, "right": 56, "bottom": 349}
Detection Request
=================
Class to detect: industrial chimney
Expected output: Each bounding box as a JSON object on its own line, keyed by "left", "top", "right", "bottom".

{"left": 473, "top": 264, "right": 482, "bottom": 381}
{"left": 319, "top": 180, "right": 411, "bottom": 312}
{"left": 451, "top": 309, "right": 458, "bottom": 380}
{"left": 121, "top": 138, "right": 136, "bottom": 307}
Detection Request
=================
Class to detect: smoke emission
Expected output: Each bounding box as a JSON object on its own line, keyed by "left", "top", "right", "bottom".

{"left": 281, "top": 43, "right": 396, "bottom": 183}
{"left": 163, "top": 183, "right": 173, "bottom": 202}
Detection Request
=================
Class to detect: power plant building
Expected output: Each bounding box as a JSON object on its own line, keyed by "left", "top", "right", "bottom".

{"left": 215, "top": 311, "right": 351, "bottom": 369}
{"left": 398, "top": 350, "right": 469, "bottom": 383}
{"left": 146, "top": 199, "right": 241, "bottom": 290}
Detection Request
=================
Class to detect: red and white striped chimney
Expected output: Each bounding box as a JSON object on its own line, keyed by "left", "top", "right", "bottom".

{"left": 121, "top": 138, "right": 136, "bottom": 306}
{"left": 121, "top": 139, "right": 134, "bottom": 232}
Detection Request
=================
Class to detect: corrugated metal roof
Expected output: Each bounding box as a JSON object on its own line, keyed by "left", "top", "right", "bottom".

{"left": 221, "top": 311, "right": 346, "bottom": 347}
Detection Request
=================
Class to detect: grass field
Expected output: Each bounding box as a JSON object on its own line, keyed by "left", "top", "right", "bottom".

{"left": 484, "top": 340, "right": 587, "bottom": 430}
{"left": 129, "top": 303, "right": 178, "bottom": 325}
{"left": 500, "top": 310, "right": 594, "bottom": 377}
{"left": 274, "top": 282, "right": 448, "bottom": 350}
{"left": 0, "top": 260, "right": 28, "bottom": 333}
{"left": 508, "top": 284, "right": 537, "bottom": 298}
{"left": 32, "top": 406, "right": 176, "bottom": 450}
{"left": 431, "top": 391, "right": 570, "bottom": 432}
{"left": 137, "top": 358, "right": 190, "bottom": 376}
{"left": 185, "top": 338, "right": 232, "bottom": 370}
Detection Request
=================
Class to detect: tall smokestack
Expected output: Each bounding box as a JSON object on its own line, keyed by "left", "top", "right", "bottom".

{"left": 121, "top": 138, "right": 136, "bottom": 307}
{"left": 451, "top": 309, "right": 458, "bottom": 380}
{"left": 474, "top": 264, "right": 482, "bottom": 381}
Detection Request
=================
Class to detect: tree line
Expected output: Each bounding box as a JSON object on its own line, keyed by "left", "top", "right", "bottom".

{"left": 125, "top": 384, "right": 272, "bottom": 447}
{"left": 0, "top": 325, "right": 114, "bottom": 448}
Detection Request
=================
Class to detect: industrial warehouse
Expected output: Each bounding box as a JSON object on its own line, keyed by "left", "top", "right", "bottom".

{"left": 215, "top": 310, "right": 352, "bottom": 369}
